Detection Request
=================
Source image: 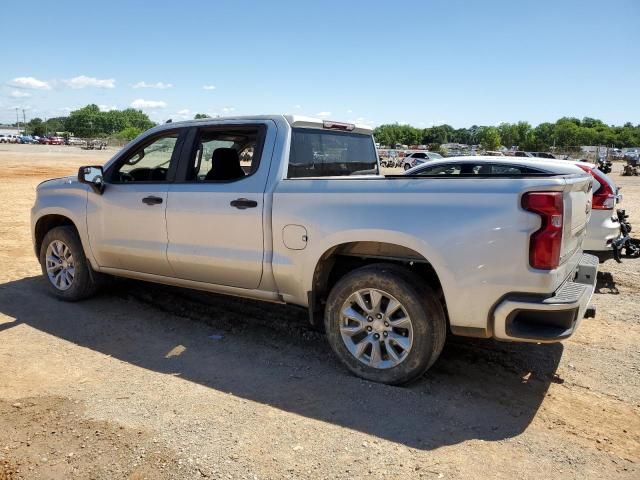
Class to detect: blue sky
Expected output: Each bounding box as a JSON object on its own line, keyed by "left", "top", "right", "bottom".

{"left": 2, "top": 0, "right": 639, "bottom": 127}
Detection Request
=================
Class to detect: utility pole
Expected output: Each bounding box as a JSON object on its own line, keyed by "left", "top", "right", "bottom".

{"left": 15, "top": 108, "right": 19, "bottom": 131}
{"left": 22, "top": 110, "right": 26, "bottom": 134}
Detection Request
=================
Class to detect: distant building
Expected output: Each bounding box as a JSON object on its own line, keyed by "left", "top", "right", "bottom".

{"left": 0, "top": 125, "right": 23, "bottom": 136}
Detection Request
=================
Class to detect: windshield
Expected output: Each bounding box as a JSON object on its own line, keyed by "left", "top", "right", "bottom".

{"left": 288, "top": 128, "right": 378, "bottom": 178}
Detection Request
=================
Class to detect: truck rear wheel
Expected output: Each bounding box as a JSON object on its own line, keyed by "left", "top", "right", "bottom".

{"left": 39, "top": 226, "right": 100, "bottom": 301}
{"left": 324, "top": 263, "right": 446, "bottom": 385}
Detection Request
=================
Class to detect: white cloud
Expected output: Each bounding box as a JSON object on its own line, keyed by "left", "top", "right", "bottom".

{"left": 346, "top": 109, "right": 353, "bottom": 114}
{"left": 316, "top": 111, "right": 332, "bottom": 118}
{"left": 177, "top": 109, "right": 191, "bottom": 115}
{"left": 202, "top": 85, "right": 217, "bottom": 90}
{"left": 64, "top": 75, "right": 115, "bottom": 89}
{"left": 8, "top": 105, "right": 31, "bottom": 111}
{"left": 8, "top": 76, "right": 51, "bottom": 90}
{"left": 130, "top": 99, "right": 167, "bottom": 109}
{"left": 98, "top": 104, "right": 117, "bottom": 112}
{"left": 348, "top": 117, "right": 374, "bottom": 127}
{"left": 10, "top": 90, "right": 31, "bottom": 98}
{"left": 133, "top": 81, "right": 173, "bottom": 89}
{"left": 221, "top": 106, "right": 235, "bottom": 113}
{"left": 294, "top": 104, "right": 302, "bottom": 109}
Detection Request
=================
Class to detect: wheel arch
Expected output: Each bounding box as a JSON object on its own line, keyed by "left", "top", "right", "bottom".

{"left": 34, "top": 214, "right": 79, "bottom": 258}
{"left": 307, "top": 240, "right": 448, "bottom": 329}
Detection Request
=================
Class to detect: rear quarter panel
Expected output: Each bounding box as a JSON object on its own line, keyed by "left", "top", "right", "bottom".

{"left": 271, "top": 176, "right": 580, "bottom": 332}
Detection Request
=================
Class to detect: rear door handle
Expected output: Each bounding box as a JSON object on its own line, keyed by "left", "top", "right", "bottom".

{"left": 142, "top": 196, "right": 163, "bottom": 205}
{"left": 230, "top": 198, "right": 258, "bottom": 209}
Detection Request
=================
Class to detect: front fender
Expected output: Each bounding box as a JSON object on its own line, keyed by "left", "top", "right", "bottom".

{"left": 31, "top": 183, "right": 94, "bottom": 267}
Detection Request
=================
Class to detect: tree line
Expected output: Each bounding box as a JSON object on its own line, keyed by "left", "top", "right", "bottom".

{"left": 20, "top": 106, "right": 217, "bottom": 141}
{"left": 18, "top": 108, "right": 640, "bottom": 149}
{"left": 21, "top": 104, "right": 157, "bottom": 141}
{"left": 374, "top": 117, "right": 640, "bottom": 152}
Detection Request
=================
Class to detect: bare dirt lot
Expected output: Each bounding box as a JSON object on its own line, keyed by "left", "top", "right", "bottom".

{"left": 0, "top": 144, "right": 638, "bottom": 479}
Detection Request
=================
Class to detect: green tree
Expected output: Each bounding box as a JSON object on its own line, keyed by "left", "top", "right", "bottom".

{"left": 373, "top": 124, "right": 423, "bottom": 147}
{"left": 554, "top": 119, "right": 580, "bottom": 148}
{"left": 26, "top": 118, "right": 46, "bottom": 136}
{"left": 65, "top": 104, "right": 101, "bottom": 137}
{"left": 64, "top": 104, "right": 155, "bottom": 137}
{"left": 479, "top": 127, "right": 501, "bottom": 150}
{"left": 46, "top": 117, "right": 68, "bottom": 134}
{"left": 498, "top": 123, "right": 518, "bottom": 148}
{"left": 532, "top": 122, "right": 555, "bottom": 150}
{"left": 116, "top": 127, "right": 143, "bottom": 141}
{"left": 194, "top": 113, "right": 210, "bottom": 119}
{"left": 425, "top": 124, "right": 455, "bottom": 144}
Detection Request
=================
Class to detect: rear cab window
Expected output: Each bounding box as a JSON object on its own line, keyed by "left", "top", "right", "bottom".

{"left": 287, "top": 128, "right": 378, "bottom": 178}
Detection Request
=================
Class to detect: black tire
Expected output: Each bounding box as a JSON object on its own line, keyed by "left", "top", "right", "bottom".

{"left": 39, "top": 226, "right": 100, "bottom": 301}
{"left": 324, "top": 263, "right": 446, "bottom": 385}
{"left": 403, "top": 163, "right": 411, "bottom": 171}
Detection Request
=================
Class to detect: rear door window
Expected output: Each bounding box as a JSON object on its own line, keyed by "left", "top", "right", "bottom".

{"left": 413, "top": 163, "right": 543, "bottom": 176}
{"left": 415, "top": 164, "right": 463, "bottom": 175}
{"left": 482, "top": 163, "right": 543, "bottom": 174}
{"left": 288, "top": 128, "right": 378, "bottom": 178}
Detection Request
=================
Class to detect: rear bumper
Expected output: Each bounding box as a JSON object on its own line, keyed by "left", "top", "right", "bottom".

{"left": 583, "top": 212, "right": 620, "bottom": 252}
{"left": 492, "top": 253, "right": 598, "bottom": 343}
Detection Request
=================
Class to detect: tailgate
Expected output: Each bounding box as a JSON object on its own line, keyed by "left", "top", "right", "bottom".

{"left": 560, "top": 174, "right": 593, "bottom": 264}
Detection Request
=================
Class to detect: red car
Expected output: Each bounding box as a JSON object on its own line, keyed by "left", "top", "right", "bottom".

{"left": 39, "top": 136, "right": 65, "bottom": 145}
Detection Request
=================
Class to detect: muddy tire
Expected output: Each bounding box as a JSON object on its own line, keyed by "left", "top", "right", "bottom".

{"left": 39, "top": 226, "right": 100, "bottom": 301}
{"left": 324, "top": 263, "right": 446, "bottom": 385}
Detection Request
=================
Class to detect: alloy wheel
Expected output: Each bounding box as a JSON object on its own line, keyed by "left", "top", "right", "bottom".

{"left": 45, "top": 240, "right": 75, "bottom": 291}
{"left": 339, "top": 288, "right": 414, "bottom": 369}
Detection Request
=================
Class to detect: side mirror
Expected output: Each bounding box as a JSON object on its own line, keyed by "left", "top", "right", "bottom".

{"left": 78, "top": 165, "right": 105, "bottom": 194}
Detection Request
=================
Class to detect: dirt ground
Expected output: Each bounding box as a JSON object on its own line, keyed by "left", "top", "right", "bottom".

{"left": 0, "top": 143, "right": 638, "bottom": 479}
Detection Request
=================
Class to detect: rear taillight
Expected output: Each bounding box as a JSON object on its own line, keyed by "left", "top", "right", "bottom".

{"left": 577, "top": 165, "right": 615, "bottom": 210}
{"left": 522, "top": 192, "right": 564, "bottom": 270}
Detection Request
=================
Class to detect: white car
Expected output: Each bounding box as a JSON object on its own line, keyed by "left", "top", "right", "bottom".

{"left": 0, "top": 134, "right": 18, "bottom": 143}
{"left": 405, "top": 156, "right": 623, "bottom": 262}
{"left": 402, "top": 151, "right": 444, "bottom": 170}
{"left": 67, "top": 137, "right": 86, "bottom": 146}
{"left": 573, "top": 162, "right": 622, "bottom": 260}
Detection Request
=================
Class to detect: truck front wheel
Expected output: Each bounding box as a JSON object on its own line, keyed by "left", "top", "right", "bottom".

{"left": 39, "top": 226, "right": 100, "bottom": 301}
{"left": 324, "top": 263, "right": 446, "bottom": 385}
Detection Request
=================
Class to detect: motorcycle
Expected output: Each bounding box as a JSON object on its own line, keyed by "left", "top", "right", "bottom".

{"left": 613, "top": 209, "right": 640, "bottom": 261}
{"left": 622, "top": 157, "right": 639, "bottom": 176}
{"left": 597, "top": 157, "right": 612, "bottom": 174}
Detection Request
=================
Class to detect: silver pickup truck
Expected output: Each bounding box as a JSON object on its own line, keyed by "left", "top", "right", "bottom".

{"left": 31, "top": 115, "right": 598, "bottom": 384}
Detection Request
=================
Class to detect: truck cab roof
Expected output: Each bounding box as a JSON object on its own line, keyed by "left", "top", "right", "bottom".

{"left": 147, "top": 115, "right": 374, "bottom": 136}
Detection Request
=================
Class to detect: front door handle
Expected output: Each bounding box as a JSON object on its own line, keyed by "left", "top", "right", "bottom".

{"left": 230, "top": 198, "right": 258, "bottom": 209}
{"left": 142, "top": 196, "right": 163, "bottom": 205}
